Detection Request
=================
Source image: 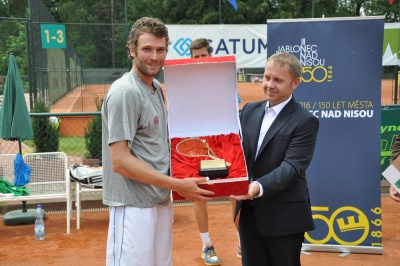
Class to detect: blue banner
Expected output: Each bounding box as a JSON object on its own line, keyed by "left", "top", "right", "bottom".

{"left": 268, "top": 18, "right": 384, "bottom": 253}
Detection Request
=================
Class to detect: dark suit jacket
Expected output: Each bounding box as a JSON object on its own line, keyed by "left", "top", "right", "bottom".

{"left": 235, "top": 97, "right": 319, "bottom": 237}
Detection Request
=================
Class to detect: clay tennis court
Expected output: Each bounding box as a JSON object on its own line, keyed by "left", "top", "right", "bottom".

{"left": 50, "top": 79, "right": 397, "bottom": 113}
{"left": 25, "top": 79, "right": 396, "bottom": 266}
{"left": 50, "top": 82, "right": 266, "bottom": 113}
{"left": 1, "top": 81, "right": 399, "bottom": 265}
{"left": 0, "top": 196, "right": 399, "bottom": 265}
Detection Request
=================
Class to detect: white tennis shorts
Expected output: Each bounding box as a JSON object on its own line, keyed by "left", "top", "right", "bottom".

{"left": 106, "top": 201, "right": 173, "bottom": 266}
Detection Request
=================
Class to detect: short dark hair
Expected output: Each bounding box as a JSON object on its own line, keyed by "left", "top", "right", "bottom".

{"left": 126, "top": 17, "right": 171, "bottom": 59}
{"left": 190, "top": 38, "right": 211, "bottom": 56}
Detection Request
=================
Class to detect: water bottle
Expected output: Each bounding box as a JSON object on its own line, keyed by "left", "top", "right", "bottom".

{"left": 34, "top": 204, "right": 45, "bottom": 241}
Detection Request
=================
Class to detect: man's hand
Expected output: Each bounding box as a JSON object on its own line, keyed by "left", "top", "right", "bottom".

{"left": 389, "top": 186, "right": 400, "bottom": 202}
{"left": 230, "top": 182, "right": 260, "bottom": 201}
{"left": 175, "top": 177, "right": 214, "bottom": 201}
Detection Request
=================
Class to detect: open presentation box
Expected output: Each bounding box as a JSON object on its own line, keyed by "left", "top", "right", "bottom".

{"left": 164, "top": 56, "right": 249, "bottom": 200}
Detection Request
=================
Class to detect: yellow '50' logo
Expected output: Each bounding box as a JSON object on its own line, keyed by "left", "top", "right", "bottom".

{"left": 302, "top": 66, "right": 333, "bottom": 83}
{"left": 305, "top": 206, "right": 382, "bottom": 246}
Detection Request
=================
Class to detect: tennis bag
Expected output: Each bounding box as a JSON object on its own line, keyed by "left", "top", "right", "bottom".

{"left": 69, "top": 163, "right": 103, "bottom": 188}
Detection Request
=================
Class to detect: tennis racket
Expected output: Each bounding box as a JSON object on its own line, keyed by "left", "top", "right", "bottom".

{"left": 175, "top": 138, "right": 231, "bottom": 166}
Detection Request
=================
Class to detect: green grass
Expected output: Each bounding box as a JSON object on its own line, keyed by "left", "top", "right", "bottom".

{"left": 23, "top": 136, "right": 87, "bottom": 158}
{"left": 59, "top": 136, "right": 87, "bottom": 158}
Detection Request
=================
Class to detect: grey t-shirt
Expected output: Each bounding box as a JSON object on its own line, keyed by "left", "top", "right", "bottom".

{"left": 101, "top": 70, "right": 170, "bottom": 208}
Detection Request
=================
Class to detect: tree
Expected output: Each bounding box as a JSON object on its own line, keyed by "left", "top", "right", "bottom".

{"left": 42, "top": 0, "right": 127, "bottom": 68}
{"left": 32, "top": 98, "right": 60, "bottom": 153}
{"left": 1, "top": 0, "right": 398, "bottom": 78}
{"left": 364, "top": 0, "right": 400, "bottom": 22}
{"left": 0, "top": 0, "right": 28, "bottom": 18}
{"left": 0, "top": 23, "right": 28, "bottom": 77}
{"left": 84, "top": 96, "right": 103, "bottom": 159}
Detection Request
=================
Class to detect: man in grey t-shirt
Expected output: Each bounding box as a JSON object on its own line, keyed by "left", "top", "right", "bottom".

{"left": 102, "top": 17, "right": 213, "bottom": 266}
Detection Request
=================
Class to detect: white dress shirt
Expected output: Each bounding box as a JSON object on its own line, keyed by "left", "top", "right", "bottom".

{"left": 253, "top": 96, "right": 292, "bottom": 198}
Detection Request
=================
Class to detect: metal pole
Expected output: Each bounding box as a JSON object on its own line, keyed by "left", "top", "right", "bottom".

{"left": 111, "top": 0, "right": 115, "bottom": 68}
{"left": 125, "top": 0, "right": 128, "bottom": 37}
{"left": 397, "top": 1, "right": 400, "bottom": 103}
{"left": 18, "top": 140, "right": 22, "bottom": 155}
{"left": 395, "top": 65, "right": 399, "bottom": 104}
{"left": 312, "top": 0, "right": 315, "bottom": 18}
{"left": 219, "top": 0, "right": 222, "bottom": 24}
{"left": 25, "top": 20, "right": 33, "bottom": 111}
{"left": 125, "top": 0, "right": 130, "bottom": 70}
{"left": 27, "top": 0, "right": 34, "bottom": 110}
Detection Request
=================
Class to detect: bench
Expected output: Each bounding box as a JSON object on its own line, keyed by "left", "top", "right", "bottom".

{"left": 69, "top": 164, "right": 103, "bottom": 230}
{"left": 74, "top": 180, "right": 102, "bottom": 230}
{"left": 0, "top": 152, "right": 72, "bottom": 234}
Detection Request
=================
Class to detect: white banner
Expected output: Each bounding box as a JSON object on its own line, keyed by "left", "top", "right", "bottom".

{"left": 166, "top": 25, "right": 267, "bottom": 68}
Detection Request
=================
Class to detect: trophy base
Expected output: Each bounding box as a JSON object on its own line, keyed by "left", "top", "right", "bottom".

{"left": 199, "top": 159, "right": 228, "bottom": 179}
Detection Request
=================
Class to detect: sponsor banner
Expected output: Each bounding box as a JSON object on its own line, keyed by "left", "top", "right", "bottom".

{"left": 382, "top": 23, "right": 400, "bottom": 66}
{"left": 381, "top": 107, "right": 400, "bottom": 173}
{"left": 166, "top": 25, "right": 267, "bottom": 68}
{"left": 268, "top": 17, "right": 384, "bottom": 253}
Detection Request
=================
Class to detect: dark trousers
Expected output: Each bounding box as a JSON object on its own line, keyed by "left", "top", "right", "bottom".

{"left": 239, "top": 201, "right": 304, "bottom": 266}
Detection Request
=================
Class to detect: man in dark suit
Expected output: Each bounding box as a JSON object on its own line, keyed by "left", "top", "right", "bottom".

{"left": 231, "top": 52, "right": 319, "bottom": 266}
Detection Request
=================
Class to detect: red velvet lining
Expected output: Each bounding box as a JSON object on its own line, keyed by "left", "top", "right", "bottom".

{"left": 170, "top": 133, "right": 247, "bottom": 179}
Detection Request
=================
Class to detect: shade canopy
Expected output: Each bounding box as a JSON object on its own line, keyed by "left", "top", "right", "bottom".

{"left": 0, "top": 54, "right": 33, "bottom": 142}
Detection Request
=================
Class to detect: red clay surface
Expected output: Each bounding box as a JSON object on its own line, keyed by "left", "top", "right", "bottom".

{"left": 50, "top": 82, "right": 266, "bottom": 113}
{"left": 0, "top": 196, "right": 399, "bottom": 266}
{"left": 50, "top": 80, "right": 397, "bottom": 113}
